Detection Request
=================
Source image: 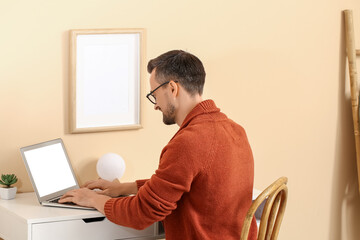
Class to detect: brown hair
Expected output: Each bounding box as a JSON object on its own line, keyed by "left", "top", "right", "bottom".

{"left": 147, "top": 50, "right": 206, "bottom": 95}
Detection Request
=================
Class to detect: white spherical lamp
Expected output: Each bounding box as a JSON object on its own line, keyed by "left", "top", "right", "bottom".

{"left": 96, "top": 153, "right": 126, "bottom": 181}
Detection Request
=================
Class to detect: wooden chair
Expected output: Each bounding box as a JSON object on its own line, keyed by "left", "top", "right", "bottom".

{"left": 344, "top": 10, "right": 360, "bottom": 192}
{"left": 241, "top": 177, "right": 288, "bottom": 240}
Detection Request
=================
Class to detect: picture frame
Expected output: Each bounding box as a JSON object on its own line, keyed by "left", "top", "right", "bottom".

{"left": 69, "top": 28, "right": 145, "bottom": 133}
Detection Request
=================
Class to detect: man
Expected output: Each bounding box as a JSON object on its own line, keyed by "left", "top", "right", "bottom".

{"left": 60, "top": 50, "right": 257, "bottom": 240}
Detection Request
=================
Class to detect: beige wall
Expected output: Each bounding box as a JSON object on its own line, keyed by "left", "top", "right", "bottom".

{"left": 1, "top": 0, "right": 360, "bottom": 239}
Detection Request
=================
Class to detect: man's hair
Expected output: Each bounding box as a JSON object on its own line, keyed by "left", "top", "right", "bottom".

{"left": 147, "top": 50, "right": 206, "bottom": 95}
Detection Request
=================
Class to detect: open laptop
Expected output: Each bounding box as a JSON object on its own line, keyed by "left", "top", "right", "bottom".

{"left": 20, "top": 138, "right": 94, "bottom": 210}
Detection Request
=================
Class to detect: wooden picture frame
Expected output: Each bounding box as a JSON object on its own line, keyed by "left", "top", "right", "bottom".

{"left": 69, "top": 28, "right": 145, "bottom": 133}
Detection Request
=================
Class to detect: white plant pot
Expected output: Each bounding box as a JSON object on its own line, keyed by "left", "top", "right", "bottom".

{"left": 0, "top": 187, "right": 17, "bottom": 200}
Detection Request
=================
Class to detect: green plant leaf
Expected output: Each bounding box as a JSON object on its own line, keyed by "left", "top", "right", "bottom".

{"left": 9, "top": 178, "right": 17, "bottom": 185}
{"left": 0, "top": 174, "right": 17, "bottom": 187}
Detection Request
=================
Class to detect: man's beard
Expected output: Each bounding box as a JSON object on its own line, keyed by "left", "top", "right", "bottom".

{"left": 162, "top": 102, "right": 176, "bottom": 125}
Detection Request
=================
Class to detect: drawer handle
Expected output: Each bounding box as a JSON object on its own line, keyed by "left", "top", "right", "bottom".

{"left": 82, "top": 217, "right": 106, "bottom": 223}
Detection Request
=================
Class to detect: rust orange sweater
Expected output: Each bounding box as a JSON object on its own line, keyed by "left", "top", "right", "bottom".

{"left": 104, "top": 100, "right": 257, "bottom": 240}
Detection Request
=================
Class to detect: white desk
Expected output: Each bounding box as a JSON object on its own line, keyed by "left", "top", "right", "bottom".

{"left": 0, "top": 193, "right": 164, "bottom": 240}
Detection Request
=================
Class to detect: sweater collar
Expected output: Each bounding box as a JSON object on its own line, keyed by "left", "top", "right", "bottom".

{"left": 179, "top": 99, "right": 220, "bottom": 129}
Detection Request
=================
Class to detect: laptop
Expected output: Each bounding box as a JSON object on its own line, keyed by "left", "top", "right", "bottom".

{"left": 20, "top": 138, "right": 94, "bottom": 210}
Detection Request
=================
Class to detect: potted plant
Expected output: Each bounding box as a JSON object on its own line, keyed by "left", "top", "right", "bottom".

{"left": 0, "top": 174, "right": 18, "bottom": 200}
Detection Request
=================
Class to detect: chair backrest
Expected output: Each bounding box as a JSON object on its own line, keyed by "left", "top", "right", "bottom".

{"left": 240, "top": 177, "right": 288, "bottom": 240}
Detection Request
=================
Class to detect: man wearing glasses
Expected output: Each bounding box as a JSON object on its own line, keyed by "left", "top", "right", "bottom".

{"left": 60, "top": 50, "right": 257, "bottom": 240}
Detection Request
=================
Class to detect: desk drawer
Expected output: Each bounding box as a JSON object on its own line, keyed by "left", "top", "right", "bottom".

{"left": 31, "top": 217, "right": 155, "bottom": 240}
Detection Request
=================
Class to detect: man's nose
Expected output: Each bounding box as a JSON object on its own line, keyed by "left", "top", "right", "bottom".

{"left": 154, "top": 104, "right": 160, "bottom": 110}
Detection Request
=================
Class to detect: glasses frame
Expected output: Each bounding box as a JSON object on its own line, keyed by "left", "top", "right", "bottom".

{"left": 146, "top": 81, "right": 178, "bottom": 104}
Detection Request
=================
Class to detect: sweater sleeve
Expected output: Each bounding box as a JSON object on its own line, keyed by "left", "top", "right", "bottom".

{"left": 135, "top": 179, "right": 149, "bottom": 190}
{"left": 104, "top": 133, "right": 205, "bottom": 230}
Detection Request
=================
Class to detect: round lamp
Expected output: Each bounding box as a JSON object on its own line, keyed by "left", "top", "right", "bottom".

{"left": 96, "top": 153, "right": 126, "bottom": 181}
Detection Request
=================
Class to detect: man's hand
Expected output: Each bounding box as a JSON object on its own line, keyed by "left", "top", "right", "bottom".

{"left": 83, "top": 178, "right": 138, "bottom": 197}
{"left": 59, "top": 188, "right": 110, "bottom": 214}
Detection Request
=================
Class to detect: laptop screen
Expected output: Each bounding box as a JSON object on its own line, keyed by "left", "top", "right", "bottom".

{"left": 21, "top": 140, "right": 77, "bottom": 198}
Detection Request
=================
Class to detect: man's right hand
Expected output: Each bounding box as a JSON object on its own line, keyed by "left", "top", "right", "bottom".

{"left": 83, "top": 179, "right": 138, "bottom": 197}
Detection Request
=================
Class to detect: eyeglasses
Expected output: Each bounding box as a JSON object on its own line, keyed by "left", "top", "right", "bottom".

{"left": 146, "top": 81, "right": 178, "bottom": 104}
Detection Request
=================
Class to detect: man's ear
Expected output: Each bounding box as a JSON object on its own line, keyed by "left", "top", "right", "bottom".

{"left": 169, "top": 80, "right": 179, "bottom": 97}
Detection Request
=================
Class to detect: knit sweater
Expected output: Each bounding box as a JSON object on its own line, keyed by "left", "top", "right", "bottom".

{"left": 104, "top": 100, "right": 257, "bottom": 240}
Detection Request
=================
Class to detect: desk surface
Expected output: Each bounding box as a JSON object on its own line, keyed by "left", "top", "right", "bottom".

{"left": 0, "top": 191, "right": 262, "bottom": 228}
{"left": 0, "top": 193, "right": 163, "bottom": 240}
{"left": 0, "top": 192, "right": 103, "bottom": 224}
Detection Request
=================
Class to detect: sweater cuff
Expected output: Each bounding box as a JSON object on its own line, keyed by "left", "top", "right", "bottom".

{"left": 135, "top": 179, "right": 149, "bottom": 190}
{"left": 104, "top": 198, "right": 117, "bottom": 222}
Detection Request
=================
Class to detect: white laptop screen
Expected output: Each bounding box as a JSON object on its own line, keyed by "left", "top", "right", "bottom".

{"left": 23, "top": 142, "right": 77, "bottom": 197}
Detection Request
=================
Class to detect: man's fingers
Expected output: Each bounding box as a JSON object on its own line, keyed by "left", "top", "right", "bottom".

{"left": 83, "top": 180, "right": 97, "bottom": 188}
{"left": 86, "top": 182, "right": 103, "bottom": 190}
{"left": 96, "top": 189, "right": 108, "bottom": 195}
{"left": 83, "top": 179, "right": 107, "bottom": 190}
{"left": 59, "top": 189, "right": 78, "bottom": 202}
{"left": 60, "top": 191, "right": 73, "bottom": 199}
{"left": 59, "top": 196, "right": 74, "bottom": 203}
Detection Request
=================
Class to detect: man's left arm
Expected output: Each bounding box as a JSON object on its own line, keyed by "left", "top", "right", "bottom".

{"left": 103, "top": 138, "right": 203, "bottom": 230}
